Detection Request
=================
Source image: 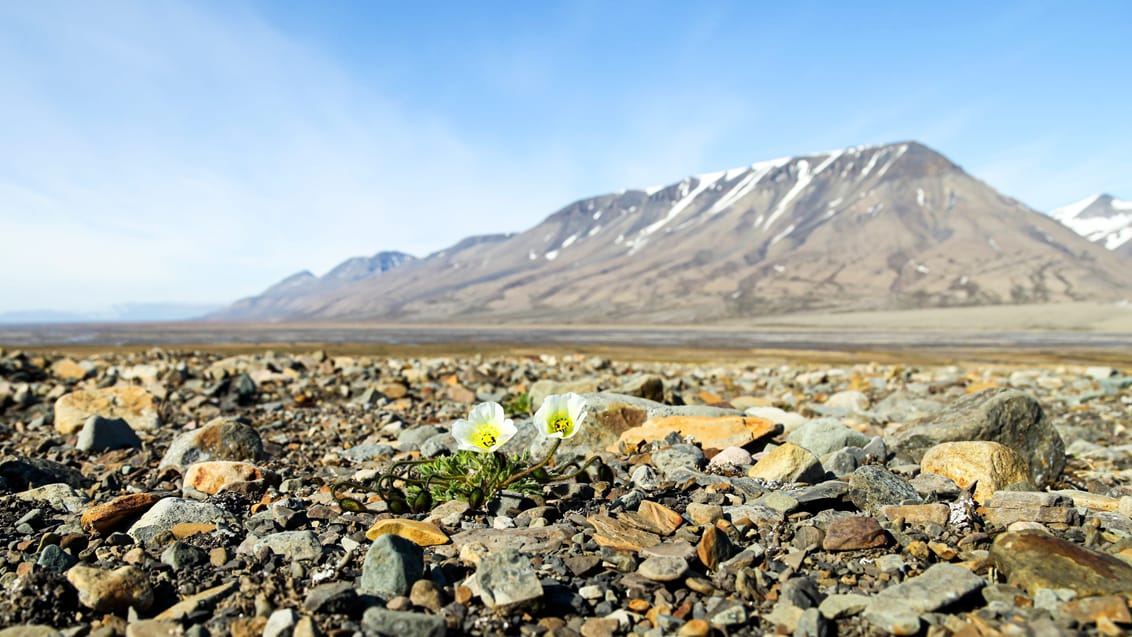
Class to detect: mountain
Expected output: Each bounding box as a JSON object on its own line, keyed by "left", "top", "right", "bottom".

{"left": 1050, "top": 194, "right": 1132, "bottom": 258}
{"left": 212, "top": 142, "right": 1132, "bottom": 323}
{"left": 216, "top": 251, "right": 415, "bottom": 320}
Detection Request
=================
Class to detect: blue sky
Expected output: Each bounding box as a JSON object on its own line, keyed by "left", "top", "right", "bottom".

{"left": 1, "top": 1, "right": 1129, "bottom": 314}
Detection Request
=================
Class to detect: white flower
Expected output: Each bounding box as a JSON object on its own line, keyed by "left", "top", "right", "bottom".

{"left": 451, "top": 401, "right": 517, "bottom": 453}
{"left": 534, "top": 392, "right": 588, "bottom": 439}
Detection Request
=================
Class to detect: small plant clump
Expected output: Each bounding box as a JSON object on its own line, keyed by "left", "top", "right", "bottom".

{"left": 334, "top": 393, "right": 604, "bottom": 513}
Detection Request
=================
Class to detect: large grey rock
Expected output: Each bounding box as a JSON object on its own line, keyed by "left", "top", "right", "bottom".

{"left": 888, "top": 388, "right": 1064, "bottom": 486}
{"left": 76, "top": 415, "right": 141, "bottom": 452}
{"left": 473, "top": 547, "right": 544, "bottom": 613}
{"left": 254, "top": 531, "right": 323, "bottom": 562}
{"left": 159, "top": 417, "right": 266, "bottom": 469}
{"left": 361, "top": 534, "right": 423, "bottom": 598}
{"left": 787, "top": 419, "right": 870, "bottom": 457}
{"left": 863, "top": 563, "right": 985, "bottom": 633}
{"left": 848, "top": 466, "right": 922, "bottom": 515}
{"left": 14, "top": 483, "right": 90, "bottom": 512}
{"left": 127, "top": 498, "right": 232, "bottom": 544}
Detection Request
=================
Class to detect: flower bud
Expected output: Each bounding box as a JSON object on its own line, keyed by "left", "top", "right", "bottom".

{"left": 468, "top": 487, "right": 486, "bottom": 509}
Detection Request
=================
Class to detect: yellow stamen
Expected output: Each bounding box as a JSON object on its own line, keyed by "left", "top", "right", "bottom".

{"left": 474, "top": 426, "right": 499, "bottom": 449}
{"left": 549, "top": 414, "right": 571, "bottom": 435}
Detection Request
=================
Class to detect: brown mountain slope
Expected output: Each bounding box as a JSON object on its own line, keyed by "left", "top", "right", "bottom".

{"left": 215, "top": 142, "right": 1132, "bottom": 323}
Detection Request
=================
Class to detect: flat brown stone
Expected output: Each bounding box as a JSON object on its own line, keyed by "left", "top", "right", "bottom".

{"left": 588, "top": 514, "right": 661, "bottom": 552}
{"left": 81, "top": 493, "right": 164, "bottom": 534}
{"left": 880, "top": 503, "right": 950, "bottom": 528}
{"left": 619, "top": 500, "right": 684, "bottom": 536}
{"left": 822, "top": 516, "right": 889, "bottom": 551}
{"left": 991, "top": 531, "right": 1132, "bottom": 597}
{"left": 611, "top": 415, "right": 777, "bottom": 452}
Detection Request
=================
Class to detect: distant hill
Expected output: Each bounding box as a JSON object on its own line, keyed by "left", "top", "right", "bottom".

{"left": 1050, "top": 194, "right": 1132, "bottom": 258}
{"left": 213, "top": 251, "right": 415, "bottom": 320}
{"left": 211, "top": 142, "right": 1132, "bottom": 323}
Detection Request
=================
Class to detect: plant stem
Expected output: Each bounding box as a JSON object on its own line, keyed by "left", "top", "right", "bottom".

{"left": 500, "top": 438, "right": 561, "bottom": 489}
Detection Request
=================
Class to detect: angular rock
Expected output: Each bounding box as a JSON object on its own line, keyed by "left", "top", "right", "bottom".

{"left": 982, "top": 491, "right": 1077, "bottom": 527}
{"left": 361, "top": 534, "right": 424, "bottom": 598}
{"left": 254, "top": 530, "right": 322, "bottom": 561}
{"left": 847, "top": 465, "right": 922, "bottom": 514}
{"left": 588, "top": 514, "right": 662, "bottom": 552}
{"left": 159, "top": 417, "right": 266, "bottom": 469}
{"left": 76, "top": 415, "right": 141, "bottom": 452}
{"left": 474, "top": 547, "right": 544, "bottom": 613}
{"left": 127, "top": 498, "right": 231, "bottom": 545}
{"left": 787, "top": 419, "right": 870, "bottom": 456}
{"left": 990, "top": 531, "right": 1132, "bottom": 596}
{"left": 54, "top": 386, "right": 159, "bottom": 434}
{"left": 15, "top": 483, "right": 90, "bottom": 513}
{"left": 863, "top": 563, "right": 985, "bottom": 634}
{"left": 66, "top": 565, "right": 154, "bottom": 613}
{"left": 879, "top": 503, "right": 951, "bottom": 528}
{"left": 920, "top": 441, "right": 1034, "bottom": 503}
{"left": 748, "top": 443, "right": 825, "bottom": 484}
{"left": 821, "top": 516, "right": 889, "bottom": 551}
{"left": 618, "top": 500, "right": 683, "bottom": 536}
{"left": 888, "top": 387, "right": 1064, "bottom": 486}
{"left": 697, "top": 525, "right": 735, "bottom": 571}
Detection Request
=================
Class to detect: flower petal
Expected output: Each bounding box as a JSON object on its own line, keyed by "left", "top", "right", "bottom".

{"left": 451, "top": 418, "right": 486, "bottom": 452}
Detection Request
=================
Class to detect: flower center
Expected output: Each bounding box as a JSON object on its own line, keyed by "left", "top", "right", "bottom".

{"left": 474, "top": 426, "right": 499, "bottom": 449}
{"left": 549, "top": 414, "right": 572, "bottom": 434}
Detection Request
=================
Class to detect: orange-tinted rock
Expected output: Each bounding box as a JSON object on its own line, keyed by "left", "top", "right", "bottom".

{"left": 171, "top": 522, "right": 217, "bottom": 538}
{"left": 619, "top": 500, "right": 684, "bottom": 536}
{"left": 612, "top": 415, "right": 777, "bottom": 452}
{"left": 366, "top": 518, "right": 451, "bottom": 546}
{"left": 588, "top": 514, "right": 661, "bottom": 552}
{"left": 54, "top": 386, "right": 159, "bottom": 434}
{"left": 81, "top": 493, "right": 164, "bottom": 534}
{"left": 696, "top": 525, "right": 735, "bottom": 571}
{"left": 183, "top": 461, "right": 266, "bottom": 495}
{"left": 50, "top": 358, "right": 89, "bottom": 381}
{"left": 921, "top": 441, "right": 1033, "bottom": 504}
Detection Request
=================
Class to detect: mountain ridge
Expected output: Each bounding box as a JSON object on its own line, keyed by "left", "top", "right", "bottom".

{"left": 212, "top": 142, "right": 1132, "bottom": 323}
{"left": 1050, "top": 194, "right": 1132, "bottom": 257}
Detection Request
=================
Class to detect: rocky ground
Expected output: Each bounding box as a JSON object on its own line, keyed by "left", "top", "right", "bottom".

{"left": 0, "top": 347, "right": 1131, "bottom": 637}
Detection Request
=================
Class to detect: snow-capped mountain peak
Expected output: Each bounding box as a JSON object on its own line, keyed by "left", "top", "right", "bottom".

{"left": 1051, "top": 194, "right": 1132, "bottom": 254}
